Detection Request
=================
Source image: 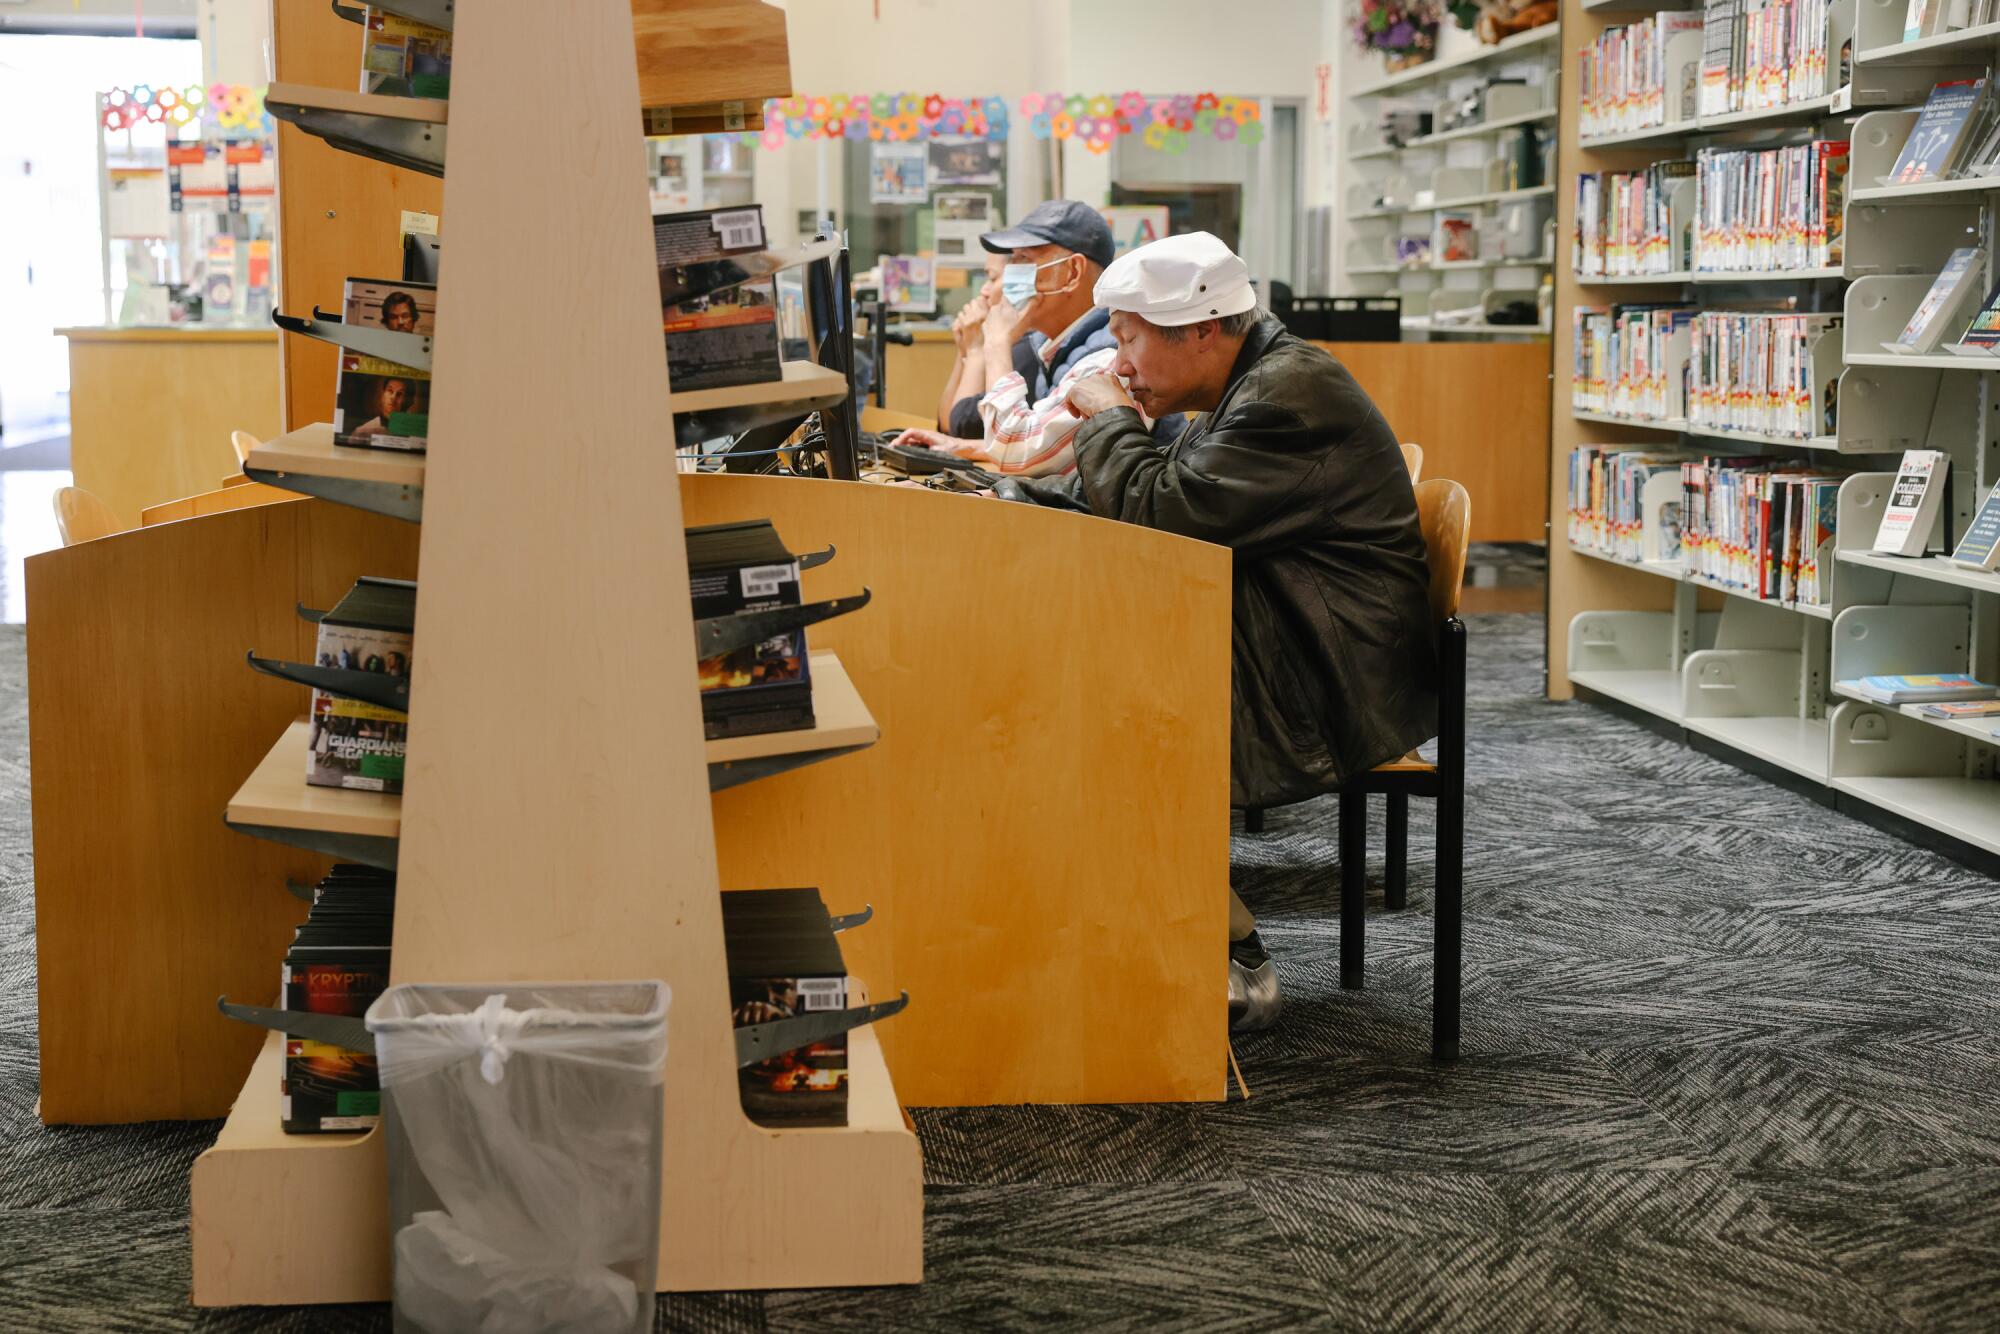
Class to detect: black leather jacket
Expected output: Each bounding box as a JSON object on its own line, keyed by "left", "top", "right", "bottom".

{"left": 1000, "top": 314, "right": 1438, "bottom": 806}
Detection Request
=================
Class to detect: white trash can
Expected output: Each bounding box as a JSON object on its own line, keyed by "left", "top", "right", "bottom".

{"left": 365, "top": 980, "right": 670, "bottom": 1334}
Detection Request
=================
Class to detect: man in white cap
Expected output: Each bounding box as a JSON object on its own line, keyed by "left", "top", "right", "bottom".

{"left": 998, "top": 231, "right": 1438, "bottom": 1034}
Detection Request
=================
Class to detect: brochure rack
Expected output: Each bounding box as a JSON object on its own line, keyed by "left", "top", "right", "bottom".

{"left": 188, "top": 0, "right": 923, "bottom": 1304}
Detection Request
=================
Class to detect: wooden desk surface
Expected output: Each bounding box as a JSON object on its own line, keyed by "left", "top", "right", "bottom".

{"left": 58, "top": 325, "right": 278, "bottom": 345}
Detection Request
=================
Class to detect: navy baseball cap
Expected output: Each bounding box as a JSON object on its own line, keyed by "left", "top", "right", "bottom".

{"left": 980, "top": 200, "right": 1115, "bottom": 270}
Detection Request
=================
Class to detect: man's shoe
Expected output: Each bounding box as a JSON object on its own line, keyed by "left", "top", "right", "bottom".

{"left": 1228, "top": 930, "right": 1281, "bottom": 1033}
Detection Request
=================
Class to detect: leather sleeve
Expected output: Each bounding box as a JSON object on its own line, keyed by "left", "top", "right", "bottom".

{"left": 994, "top": 474, "right": 1090, "bottom": 511}
{"left": 1070, "top": 404, "right": 1334, "bottom": 556}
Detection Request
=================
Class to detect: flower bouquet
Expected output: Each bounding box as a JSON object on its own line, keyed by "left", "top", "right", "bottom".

{"left": 1351, "top": 0, "right": 1443, "bottom": 69}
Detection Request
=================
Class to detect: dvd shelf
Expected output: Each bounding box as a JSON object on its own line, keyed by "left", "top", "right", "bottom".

{"left": 1552, "top": 3, "right": 2000, "bottom": 864}
{"left": 1339, "top": 23, "right": 1561, "bottom": 338}
{"left": 186, "top": 0, "right": 926, "bottom": 1309}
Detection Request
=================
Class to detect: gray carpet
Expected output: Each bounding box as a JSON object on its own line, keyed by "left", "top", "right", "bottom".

{"left": 3, "top": 614, "right": 1999, "bottom": 1331}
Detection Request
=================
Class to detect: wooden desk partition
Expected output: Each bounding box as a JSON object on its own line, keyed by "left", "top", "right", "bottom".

{"left": 685, "top": 472, "right": 1233, "bottom": 1106}
{"left": 27, "top": 501, "right": 419, "bottom": 1124}
{"left": 29, "top": 481, "right": 1230, "bottom": 1123}
{"left": 1313, "top": 340, "right": 1551, "bottom": 544}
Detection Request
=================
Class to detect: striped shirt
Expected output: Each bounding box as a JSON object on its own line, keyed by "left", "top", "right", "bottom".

{"left": 975, "top": 339, "right": 1119, "bottom": 477}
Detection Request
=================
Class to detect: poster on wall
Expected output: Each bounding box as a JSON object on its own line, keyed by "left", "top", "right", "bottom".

{"left": 932, "top": 193, "right": 993, "bottom": 266}
{"left": 1098, "top": 205, "right": 1171, "bottom": 258}
{"left": 869, "top": 142, "right": 930, "bottom": 204}
{"left": 882, "top": 255, "right": 936, "bottom": 312}
{"left": 927, "top": 137, "right": 1004, "bottom": 186}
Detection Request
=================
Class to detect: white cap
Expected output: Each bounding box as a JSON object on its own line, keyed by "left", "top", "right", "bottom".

{"left": 1092, "top": 231, "right": 1257, "bottom": 327}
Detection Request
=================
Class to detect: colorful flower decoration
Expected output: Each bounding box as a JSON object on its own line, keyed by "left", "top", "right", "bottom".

{"left": 750, "top": 92, "right": 1261, "bottom": 148}
{"left": 98, "top": 81, "right": 269, "bottom": 135}
{"left": 1238, "top": 120, "right": 1265, "bottom": 146}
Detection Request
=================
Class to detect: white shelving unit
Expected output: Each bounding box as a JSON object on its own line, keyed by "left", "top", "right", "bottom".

{"left": 1555, "top": 0, "right": 2000, "bottom": 865}
{"left": 1340, "top": 23, "right": 1561, "bottom": 339}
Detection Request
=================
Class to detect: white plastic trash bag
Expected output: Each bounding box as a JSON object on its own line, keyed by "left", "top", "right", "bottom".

{"left": 365, "top": 981, "right": 670, "bottom": 1334}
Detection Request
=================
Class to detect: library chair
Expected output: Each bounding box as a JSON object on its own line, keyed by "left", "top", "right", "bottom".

{"left": 52, "top": 487, "right": 123, "bottom": 546}
{"left": 1338, "top": 477, "right": 1470, "bottom": 1059}
{"left": 1233, "top": 479, "right": 1470, "bottom": 1058}
{"left": 230, "top": 429, "right": 260, "bottom": 468}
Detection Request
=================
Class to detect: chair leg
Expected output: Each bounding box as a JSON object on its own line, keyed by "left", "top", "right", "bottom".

{"left": 1339, "top": 791, "right": 1365, "bottom": 990}
{"left": 1243, "top": 807, "right": 1265, "bottom": 834}
{"left": 1384, "top": 792, "right": 1408, "bottom": 910}
{"left": 1433, "top": 618, "right": 1467, "bottom": 1062}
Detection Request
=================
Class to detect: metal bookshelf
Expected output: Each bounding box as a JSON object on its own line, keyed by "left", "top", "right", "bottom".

{"left": 1550, "top": 0, "right": 2000, "bottom": 867}
{"left": 1339, "top": 24, "right": 1561, "bottom": 340}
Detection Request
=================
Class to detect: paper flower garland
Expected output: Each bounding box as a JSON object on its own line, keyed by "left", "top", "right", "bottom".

{"left": 100, "top": 83, "right": 272, "bottom": 136}
{"left": 756, "top": 93, "right": 1264, "bottom": 152}
{"left": 761, "top": 94, "right": 1009, "bottom": 147}
{"left": 1020, "top": 92, "right": 1263, "bottom": 154}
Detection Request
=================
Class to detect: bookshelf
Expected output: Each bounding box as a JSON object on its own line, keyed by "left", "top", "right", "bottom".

{"left": 1551, "top": 0, "right": 2000, "bottom": 864}
{"left": 1340, "top": 23, "right": 1561, "bottom": 337}
{"left": 190, "top": 0, "right": 929, "bottom": 1305}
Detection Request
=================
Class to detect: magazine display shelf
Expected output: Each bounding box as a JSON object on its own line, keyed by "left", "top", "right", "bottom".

{"left": 190, "top": 0, "right": 926, "bottom": 1305}
{"left": 246, "top": 359, "right": 853, "bottom": 520}
{"left": 1550, "top": 0, "right": 2000, "bottom": 867}
{"left": 224, "top": 653, "right": 883, "bottom": 867}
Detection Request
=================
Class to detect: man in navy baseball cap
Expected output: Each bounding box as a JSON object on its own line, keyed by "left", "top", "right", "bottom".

{"left": 896, "top": 200, "right": 1145, "bottom": 476}
{"left": 978, "top": 198, "right": 1116, "bottom": 270}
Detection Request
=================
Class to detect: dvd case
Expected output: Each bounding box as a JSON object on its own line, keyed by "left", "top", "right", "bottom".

{"left": 306, "top": 578, "right": 415, "bottom": 793}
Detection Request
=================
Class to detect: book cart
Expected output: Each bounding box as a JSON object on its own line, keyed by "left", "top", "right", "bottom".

{"left": 1550, "top": 0, "right": 2000, "bottom": 862}
{"left": 1341, "top": 23, "right": 1563, "bottom": 336}
{"left": 187, "top": 0, "right": 924, "bottom": 1305}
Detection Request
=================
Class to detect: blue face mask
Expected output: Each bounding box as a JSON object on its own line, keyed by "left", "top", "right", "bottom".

{"left": 1001, "top": 256, "right": 1072, "bottom": 308}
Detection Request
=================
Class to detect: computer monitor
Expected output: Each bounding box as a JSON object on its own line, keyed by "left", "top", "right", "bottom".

{"left": 804, "top": 240, "right": 860, "bottom": 481}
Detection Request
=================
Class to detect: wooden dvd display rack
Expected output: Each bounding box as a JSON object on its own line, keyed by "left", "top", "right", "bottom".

{"left": 187, "top": 0, "right": 920, "bottom": 1304}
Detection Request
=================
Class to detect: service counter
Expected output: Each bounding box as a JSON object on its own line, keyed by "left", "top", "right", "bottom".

{"left": 884, "top": 330, "right": 1549, "bottom": 542}
{"left": 58, "top": 326, "right": 283, "bottom": 529}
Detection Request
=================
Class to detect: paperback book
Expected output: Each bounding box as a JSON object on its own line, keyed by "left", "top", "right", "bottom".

{"left": 1886, "top": 248, "right": 1984, "bottom": 353}
{"left": 306, "top": 577, "right": 414, "bottom": 793}
{"left": 1872, "top": 449, "right": 1950, "bottom": 555}
{"left": 1951, "top": 278, "right": 2000, "bottom": 355}
{"left": 1919, "top": 699, "right": 2000, "bottom": 717}
{"left": 1948, "top": 480, "right": 2000, "bottom": 569}
{"left": 1843, "top": 673, "right": 1997, "bottom": 703}
{"left": 1887, "top": 80, "right": 1988, "bottom": 184}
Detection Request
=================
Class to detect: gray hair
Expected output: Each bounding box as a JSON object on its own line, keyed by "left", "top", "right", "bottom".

{"left": 1145, "top": 307, "right": 1260, "bottom": 341}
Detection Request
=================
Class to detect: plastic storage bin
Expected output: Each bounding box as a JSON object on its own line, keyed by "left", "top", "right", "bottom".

{"left": 365, "top": 980, "right": 670, "bottom": 1334}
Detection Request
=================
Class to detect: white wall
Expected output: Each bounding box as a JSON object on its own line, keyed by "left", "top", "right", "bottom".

{"left": 764, "top": 0, "right": 1340, "bottom": 274}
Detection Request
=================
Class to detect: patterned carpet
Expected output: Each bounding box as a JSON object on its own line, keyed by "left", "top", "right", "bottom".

{"left": 3, "top": 614, "right": 1999, "bottom": 1331}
